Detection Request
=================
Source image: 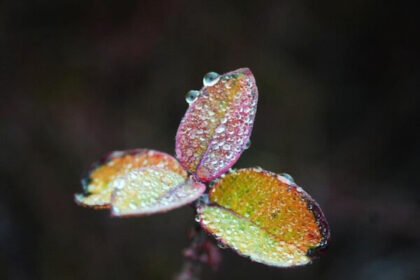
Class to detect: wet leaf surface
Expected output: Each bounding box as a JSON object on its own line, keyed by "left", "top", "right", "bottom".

{"left": 198, "top": 168, "right": 329, "bottom": 267}
{"left": 111, "top": 167, "right": 205, "bottom": 217}
{"left": 176, "top": 68, "right": 258, "bottom": 182}
{"left": 74, "top": 149, "right": 187, "bottom": 208}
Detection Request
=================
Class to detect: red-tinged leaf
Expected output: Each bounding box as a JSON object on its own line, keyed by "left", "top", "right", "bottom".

{"left": 176, "top": 68, "right": 258, "bottom": 182}
{"left": 111, "top": 167, "right": 206, "bottom": 217}
{"left": 74, "top": 149, "right": 187, "bottom": 208}
{"left": 197, "top": 168, "right": 330, "bottom": 267}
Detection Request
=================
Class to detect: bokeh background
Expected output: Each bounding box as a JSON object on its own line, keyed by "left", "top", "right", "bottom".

{"left": 1, "top": 0, "right": 419, "bottom": 279}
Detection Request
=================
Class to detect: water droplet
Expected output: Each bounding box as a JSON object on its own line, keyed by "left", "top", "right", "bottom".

{"left": 203, "top": 72, "right": 220, "bottom": 87}
{"left": 217, "top": 242, "right": 227, "bottom": 249}
{"left": 280, "top": 173, "right": 295, "bottom": 183}
{"left": 215, "top": 125, "right": 225, "bottom": 133}
{"left": 195, "top": 215, "right": 200, "bottom": 222}
{"left": 198, "top": 194, "right": 210, "bottom": 204}
{"left": 185, "top": 90, "right": 200, "bottom": 104}
{"left": 113, "top": 178, "right": 125, "bottom": 189}
{"left": 244, "top": 139, "right": 251, "bottom": 149}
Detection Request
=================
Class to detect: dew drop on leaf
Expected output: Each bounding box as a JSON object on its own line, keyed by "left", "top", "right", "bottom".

{"left": 111, "top": 167, "right": 205, "bottom": 217}
{"left": 244, "top": 139, "right": 251, "bottom": 149}
{"left": 203, "top": 72, "right": 220, "bottom": 87}
{"left": 280, "top": 173, "right": 295, "bottom": 183}
{"left": 215, "top": 125, "right": 225, "bottom": 133}
{"left": 198, "top": 168, "right": 330, "bottom": 267}
{"left": 222, "top": 144, "right": 231, "bottom": 151}
{"left": 176, "top": 68, "right": 258, "bottom": 182}
{"left": 74, "top": 149, "right": 187, "bottom": 208}
{"left": 185, "top": 90, "right": 200, "bottom": 104}
{"left": 196, "top": 193, "right": 210, "bottom": 205}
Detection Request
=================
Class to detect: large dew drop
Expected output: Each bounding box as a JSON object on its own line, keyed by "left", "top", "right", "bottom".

{"left": 185, "top": 90, "right": 200, "bottom": 104}
{"left": 280, "top": 173, "right": 295, "bottom": 183}
{"left": 203, "top": 72, "right": 220, "bottom": 87}
{"left": 176, "top": 68, "right": 259, "bottom": 182}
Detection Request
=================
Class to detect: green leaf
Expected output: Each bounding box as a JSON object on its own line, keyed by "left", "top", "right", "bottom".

{"left": 111, "top": 167, "right": 205, "bottom": 217}
{"left": 198, "top": 168, "right": 329, "bottom": 267}
{"left": 75, "top": 149, "right": 187, "bottom": 208}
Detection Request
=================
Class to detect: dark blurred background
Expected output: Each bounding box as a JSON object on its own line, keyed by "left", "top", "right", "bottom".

{"left": 1, "top": 0, "right": 419, "bottom": 279}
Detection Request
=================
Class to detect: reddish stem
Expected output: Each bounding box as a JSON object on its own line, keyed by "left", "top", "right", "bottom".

{"left": 174, "top": 225, "right": 221, "bottom": 280}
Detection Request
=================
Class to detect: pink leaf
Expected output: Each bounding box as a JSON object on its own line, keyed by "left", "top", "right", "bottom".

{"left": 176, "top": 68, "right": 258, "bottom": 182}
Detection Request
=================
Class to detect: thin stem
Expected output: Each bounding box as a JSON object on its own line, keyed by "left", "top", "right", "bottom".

{"left": 173, "top": 225, "right": 221, "bottom": 280}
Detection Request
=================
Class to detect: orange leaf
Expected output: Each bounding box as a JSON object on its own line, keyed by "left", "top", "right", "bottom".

{"left": 75, "top": 149, "right": 187, "bottom": 208}
{"left": 198, "top": 168, "right": 329, "bottom": 267}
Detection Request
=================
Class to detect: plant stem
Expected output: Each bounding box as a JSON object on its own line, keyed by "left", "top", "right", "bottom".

{"left": 173, "top": 225, "right": 221, "bottom": 280}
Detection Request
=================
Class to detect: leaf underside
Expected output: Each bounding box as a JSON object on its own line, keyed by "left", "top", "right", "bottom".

{"left": 198, "top": 168, "right": 330, "bottom": 267}
{"left": 111, "top": 167, "right": 206, "bottom": 217}
{"left": 74, "top": 149, "right": 187, "bottom": 208}
{"left": 176, "top": 68, "right": 258, "bottom": 182}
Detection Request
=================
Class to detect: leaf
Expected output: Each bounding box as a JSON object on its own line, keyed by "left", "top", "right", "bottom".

{"left": 111, "top": 167, "right": 206, "bottom": 217}
{"left": 197, "top": 168, "right": 330, "bottom": 267}
{"left": 176, "top": 68, "right": 258, "bottom": 182}
{"left": 74, "top": 149, "right": 187, "bottom": 208}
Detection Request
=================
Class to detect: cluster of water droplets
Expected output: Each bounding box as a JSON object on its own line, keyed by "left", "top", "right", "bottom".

{"left": 151, "top": 180, "right": 205, "bottom": 212}
{"left": 177, "top": 70, "right": 258, "bottom": 181}
{"left": 198, "top": 74, "right": 257, "bottom": 178}
{"left": 80, "top": 149, "right": 190, "bottom": 207}
{"left": 199, "top": 206, "right": 310, "bottom": 267}
{"left": 77, "top": 152, "right": 153, "bottom": 206}
{"left": 178, "top": 94, "right": 216, "bottom": 170}
{"left": 209, "top": 168, "right": 322, "bottom": 250}
{"left": 112, "top": 167, "right": 187, "bottom": 215}
{"left": 185, "top": 72, "right": 221, "bottom": 105}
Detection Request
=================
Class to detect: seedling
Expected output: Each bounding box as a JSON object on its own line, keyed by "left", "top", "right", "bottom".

{"left": 74, "top": 68, "right": 330, "bottom": 277}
